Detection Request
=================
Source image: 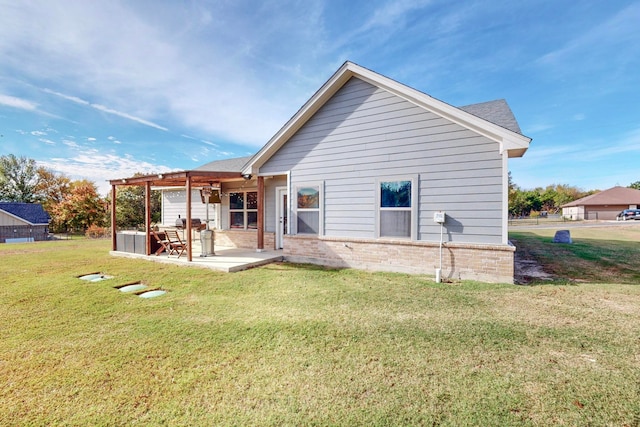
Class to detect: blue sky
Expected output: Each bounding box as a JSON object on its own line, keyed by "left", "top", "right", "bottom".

{"left": 0, "top": 0, "right": 638, "bottom": 196}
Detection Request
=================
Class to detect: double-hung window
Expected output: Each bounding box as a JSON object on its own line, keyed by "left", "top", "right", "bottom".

{"left": 377, "top": 178, "right": 417, "bottom": 239}
{"left": 296, "top": 184, "right": 321, "bottom": 234}
{"left": 229, "top": 191, "right": 258, "bottom": 229}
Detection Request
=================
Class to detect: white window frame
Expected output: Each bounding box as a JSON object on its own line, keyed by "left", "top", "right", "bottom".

{"left": 294, "top": 182, "right": 324, "bottom": 235}
{"left": 375, "top": 176, "right": 418, "bottom": 240}
{"left": 229, "top": 190, "right": 258, "bottom": 230}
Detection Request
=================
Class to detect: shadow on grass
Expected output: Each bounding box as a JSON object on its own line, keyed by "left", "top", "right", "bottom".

{"left": 511, "top": 231, "right": 640, "bottom": 285}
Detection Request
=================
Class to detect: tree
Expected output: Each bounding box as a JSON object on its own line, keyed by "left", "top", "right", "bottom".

{"left": 50, "top": 180, "right": 107, "bottom": 232}
{"left": 36, "top": 168, "right": 71, "bottom": 212}
{"left": 508, "top": 173, "right": 599, "bottom": 217}
{"left": 630, "top": 181, "right": 640, "bottom": 190}
{"left": 0, "top": 154, "right": 42, "bottom": 202}
{"left": 108, "top": 177, "right": 161, "bottom": 229}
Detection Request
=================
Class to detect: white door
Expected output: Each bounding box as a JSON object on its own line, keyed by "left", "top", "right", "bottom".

{"left": 275, "top": 187, "right": 288, "bottom": 249}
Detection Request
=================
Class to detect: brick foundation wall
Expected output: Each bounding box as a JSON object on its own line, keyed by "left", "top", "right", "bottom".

{"left": 283, "top": 235, "right": 515, "bottom": 283}
{"left": 214, "top": 229, "right": 276, "bottom": 250}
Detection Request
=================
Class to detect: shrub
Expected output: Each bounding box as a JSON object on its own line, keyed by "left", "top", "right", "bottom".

{"left": 85, "top": 225, "right": 109, "bottom": 239}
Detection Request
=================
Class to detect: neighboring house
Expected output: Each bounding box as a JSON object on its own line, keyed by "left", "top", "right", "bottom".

{"left": 0, "top": 202, "right": 51, "bottom": 243}
{"left": 561, "top": 186, "right": 640, "bottom": 220}
{"left": 151, "top": 62, "right": 531, "bottom": 282}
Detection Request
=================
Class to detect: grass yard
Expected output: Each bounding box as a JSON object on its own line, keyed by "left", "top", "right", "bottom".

{"left": 1, "top": 234, "right": 639, "bottom": 426}
{"left": 510, "top": 224, "right": 640, "bottom": 284}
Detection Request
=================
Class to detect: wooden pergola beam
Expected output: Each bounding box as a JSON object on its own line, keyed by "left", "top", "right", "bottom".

{"left": 110, "top": 171, "right": 242, "bottom": 188}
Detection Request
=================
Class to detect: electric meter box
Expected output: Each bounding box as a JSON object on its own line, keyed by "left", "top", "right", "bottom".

{"left": 433, "top": 211, "right": 446, "bottom": 224}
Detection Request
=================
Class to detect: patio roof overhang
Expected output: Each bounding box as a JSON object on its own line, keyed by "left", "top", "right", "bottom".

{"left": 109, "top": 170, "right": 243, "bottom": 188}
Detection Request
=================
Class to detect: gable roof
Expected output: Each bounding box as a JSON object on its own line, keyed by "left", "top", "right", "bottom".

{"left": 243, "top": 61, "right": 531, "bottom": 175}
{"left": 562, "top": 186, "right": 640, "bottom": 207}
{"left": 0, "top": 203, "right": 51, "bottom": 225}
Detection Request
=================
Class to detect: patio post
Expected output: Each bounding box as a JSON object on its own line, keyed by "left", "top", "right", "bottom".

{"left": 111, "top": 184, "right": 117, "bottom": 251}
{"left": 145, "top": 181, "right": 151, "bottom": 256}
{"left": 186, "top": 175, "right": 193, "bottom": 262}
{"left": 257, "top": 175, "right": 264, "bottom": 251}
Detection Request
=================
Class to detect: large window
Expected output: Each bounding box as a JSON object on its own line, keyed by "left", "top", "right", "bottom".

{"left": 379, "top": 179, "right": 413, "bottom": 238}
{"left": 229, "top": 191, "right": 258, "bottom": 229}
{"left": 296, "top": 185, "right": 320, "bottom": 234}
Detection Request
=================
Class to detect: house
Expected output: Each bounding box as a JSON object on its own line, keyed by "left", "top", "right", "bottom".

{"left": 0, "top": 202, "right": 51, "bottom": 243}
{"left": 561, "top": 186, "right": 640, "bottom": 220}
{"left": 111, "top": 61, "right": 531, "bottom": 283}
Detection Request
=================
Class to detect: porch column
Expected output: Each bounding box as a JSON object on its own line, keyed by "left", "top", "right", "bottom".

{"left": 186, "top": 176, "right": 193, "bottom": 262}
{"left": 145, "top": 181, "right": 151, "bottom": 256}
{"left": 257, "top": 175, "right": 264, "bottom": 251}
{"left": 111, "top": 184, "right": 117, "bottom": 251}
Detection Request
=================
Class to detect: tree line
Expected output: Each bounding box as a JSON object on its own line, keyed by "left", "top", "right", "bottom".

{"left": 0, "top": 154, "right": 160, "bottom": 234}
{"left": 508, "top": 172, "right": 640, "bottom": 217}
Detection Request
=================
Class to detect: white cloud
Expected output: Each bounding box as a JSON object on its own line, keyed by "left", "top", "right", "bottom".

{"left": 42, "top": 88, "right": 89, "bottom": 105}
{"left": 39, "top": 152, "right": 176, "bottom": 196}
{"left": 92, "top": 103, "right": 169, "bottom": 132}
{"left": 0, "top": 94, "right": 37, "bottom": 111}
{"left": 62, "top": 139, "right": 79, "bottom": 148}
{"left": 44, "top": 88, "right": 170, "bottom": 132}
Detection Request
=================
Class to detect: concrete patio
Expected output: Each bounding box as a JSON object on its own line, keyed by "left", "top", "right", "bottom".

{"left": 110, "top": 240, "right": 283, "bottom": 273}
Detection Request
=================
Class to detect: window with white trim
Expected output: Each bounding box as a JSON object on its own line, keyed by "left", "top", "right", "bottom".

{"left": 378, "top": 179, "right": 413, "bottom": 238}
{"left": 229, "top": 191, "right": 258, "bottom": 229}
{"left": 296, "top": 185, "right": 321, "bottom": 234}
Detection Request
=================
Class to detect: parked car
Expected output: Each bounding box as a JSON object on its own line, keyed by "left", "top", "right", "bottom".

{"left": 616, "top": 209, "right": 640, "bottom": 221}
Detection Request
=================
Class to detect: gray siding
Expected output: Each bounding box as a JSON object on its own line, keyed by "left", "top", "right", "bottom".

{"left": 260, "top": 77, "right": 505, "bottom": 244}
{"left": 161, "top": 189, "right": 217, "bottom": 227}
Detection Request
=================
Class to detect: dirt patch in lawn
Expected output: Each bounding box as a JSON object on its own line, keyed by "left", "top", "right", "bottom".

{"left": 512, "top": 239, "right": 554, "bottom": 285}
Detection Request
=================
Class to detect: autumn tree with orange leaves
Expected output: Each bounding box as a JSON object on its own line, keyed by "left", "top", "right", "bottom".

{"left": 49, "top": 180, "right": 107, "bottom": 232}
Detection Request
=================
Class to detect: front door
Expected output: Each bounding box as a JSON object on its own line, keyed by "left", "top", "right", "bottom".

{"left": 275, "top": 187, "right": 288, "bottom": 249}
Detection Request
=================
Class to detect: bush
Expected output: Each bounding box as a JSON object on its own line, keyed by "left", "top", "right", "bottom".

{"left": 85, "top": 225, "right": 109, "bottom": 239}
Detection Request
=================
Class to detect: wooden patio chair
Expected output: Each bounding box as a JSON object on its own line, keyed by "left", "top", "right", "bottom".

{"left": 165, "top": 229, "right": 187, "bottom": 258}
{"left": 150, "top": 230, "right": 172, "bottom": 256}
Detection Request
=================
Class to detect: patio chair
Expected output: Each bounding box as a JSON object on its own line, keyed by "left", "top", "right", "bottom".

{"left": 165, "top": 229, "right": 187, "bottom": 258}
{"left": 150, "top": 230, "right": 172, "bottom": 256}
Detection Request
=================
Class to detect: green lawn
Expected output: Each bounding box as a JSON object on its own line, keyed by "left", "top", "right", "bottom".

{"left": 510, "top": 224, "right": 640, "bottom": 284}
{"left": 1, "top": 237, "right": 639, "bottom": 426}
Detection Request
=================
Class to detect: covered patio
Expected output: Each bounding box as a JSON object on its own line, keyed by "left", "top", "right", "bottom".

{"left": 108, "top": 169, "right": 277, "bottom": 271}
